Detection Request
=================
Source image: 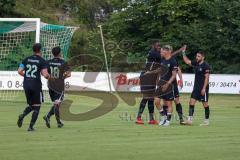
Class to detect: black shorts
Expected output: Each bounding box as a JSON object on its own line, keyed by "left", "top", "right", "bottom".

{"left": 162, "top": 92, "right": 174, "bottom": 101}
{"left": 161, "top": 86, "right": 174, "bottom": 101}
{"left": 173, "top": 82, "right": 179, "bottom": 98}
{"left": 191, "top": 88, "right": 209, "bottom": 102}
{"left": 24, "top": 87, "right": 43, "bottom": 105}
{"left": 49, "top": 89, "right": 64, "bottom": 102}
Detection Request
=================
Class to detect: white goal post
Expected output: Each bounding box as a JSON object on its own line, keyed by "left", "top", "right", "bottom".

{"left": 0, "top": 18, "right": 78, "bottom": 101}
{"left": 0, "top": 18, "right": 41, "bottom": 43}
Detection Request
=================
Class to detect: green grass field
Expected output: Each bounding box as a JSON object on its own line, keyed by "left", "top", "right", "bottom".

{"left": 0, "top": 92, "right": 240, "bottom": 160}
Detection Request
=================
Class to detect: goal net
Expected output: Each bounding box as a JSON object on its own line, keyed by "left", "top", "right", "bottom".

{"left": 0, "top": 18, "right": 78, "bottom": 101}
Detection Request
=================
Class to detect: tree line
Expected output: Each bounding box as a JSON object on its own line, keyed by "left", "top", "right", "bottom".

{"left": 1, "top": 0, "right": 240, "bottom": 73}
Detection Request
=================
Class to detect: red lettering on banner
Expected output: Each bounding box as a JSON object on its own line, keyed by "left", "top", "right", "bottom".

{"left": 115, "top": 74, "right": 140, "bottom": 86}
{"left": 116, "top": 74, "right": 127, "bottom": 85}
{"left": 133, "top": 79, "right": 139, "bottom": 85}
{"left": 177, "top": 80, "right": 183, "bottom": 86}
{"left": 128, "top": 79, "right": 133, "bottom": 85}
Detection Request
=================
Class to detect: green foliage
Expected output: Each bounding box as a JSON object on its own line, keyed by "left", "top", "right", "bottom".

{"left": 0, "top": 34, "right": 34, "bottom": 71}
{"left": 105, "top": 0, "right": 240, "bottom": 74}
{"left": 0, "top": 45, "right": 32, "bottom": 71}
{"left": 0, "top": 0, "right": 16, "bottom": 16}
{"left": 1, "top": 0, "right": 240, "bottom": 73}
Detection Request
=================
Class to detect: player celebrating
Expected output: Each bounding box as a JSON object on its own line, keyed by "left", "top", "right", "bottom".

{"left": 17, "top": 43, "right": 50, "bottom": 131}
{"left": 43, "top": 46, "right": 71, "bottom": 128}
{"left": 181, "top": 47, "right": 211, "bottom": 126}
{"left": 136, "top": 40, "right": 161, "bottom": 125}
{"left": 158, "top": 45, "right": 178, "bottom": 126}
{"left": 155, "top": 46, "right": 186, "bottom": 125}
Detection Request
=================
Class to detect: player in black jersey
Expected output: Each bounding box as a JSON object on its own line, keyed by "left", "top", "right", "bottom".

{"left": 171, "top": 54, "right": 185, "bottom": 124}
{"left": 136, "top": 42, "right": 186, "bottom": 125}
{"left": 154, "top": 45, "right": 186, "bottom": 124}
{"left": 157, "top": 45, "right": 178, "bottom": 126}
{"left": 181, "top": 47, "right": 211, "bottom": 126}
{"left": 17, "top": 43, "right": 50, "bottom": 131}
{"left": 43, "top": 47, "right": 71, "bottom": 128}
{"left": 136, "top": 40, "right": 161, "bottom": 125}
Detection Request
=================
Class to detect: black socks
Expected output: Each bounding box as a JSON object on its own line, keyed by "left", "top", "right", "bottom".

{"left": 167, "top": 113, "right": 172, "bottom": 121}
{"left": 22, "top": 105, "right": 33, "bottom": 117}
{"left": 46, "top": 104, "right": 62, "bottom": 124}
{"left": 137, "top": 98, "right": 147, "bottom": 118}
{"left": 148, "top": 100, "right": 154, "bottom": 120}
{"left": 176, "top": 103, "right": 183, "bottom": 120}
{"left": 137, "top": 98, "right": 154, "bottom": 119}
{"left": 30, "top": 106, "right": 40, "bottom": 128}
{"left": 204, "top": 106, "right": 210, "bottom": 119}
{"left": 54, "top": 104, "right": 61, "bottom": 124}
{"left": 47, "top": 106, "right": 55, "bottom": 118}
{"left": 163, "top": 105, "right": 168, "bottom": 116}
{"left": 189, "top": 105, "right": 195, "bottom": 116}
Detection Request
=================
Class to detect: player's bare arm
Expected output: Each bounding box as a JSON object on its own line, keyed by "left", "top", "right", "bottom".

{"left": 41, "top": 68, "right": 51, "bottom": 79}
{"left": 162, "top": 70, "right": 177, "bottom": 92}
{"left": 201, "top": 72, "right": 210, "bottom": 96}
{"left": 177, "top": 67, "right": 183, "bottom": 88}
{"left": 144, "top": 67, "right": 164, "bottom": 76}
{"left": 179, "top": 45, "right": 192, "bottom": 66}
{"left": 182, "top": 53, "right": 192, "bottom": 66}
{"left": 172, "top": 45, "right": 187, "bottom": 57}
{"left": 18, "top": 67, "right": 25, "bottom": 77}
{"left": 176, "top": 45, "right": 192, "bottom": 66}
{"left": 63, "top": 71, "right": 71, "bottom": 79}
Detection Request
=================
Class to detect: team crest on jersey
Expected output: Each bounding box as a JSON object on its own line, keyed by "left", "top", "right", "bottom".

{"left": 199, "top": 68, "right": 202, "bottom": 71}
{"left": 167, "top": 64, "right": 170, "bottom": 67}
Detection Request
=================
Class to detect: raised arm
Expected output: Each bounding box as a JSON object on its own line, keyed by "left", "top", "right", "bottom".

{"left": 172, "top": 45, "right": 192, "bottom": 66}
{"left": 182, "top": 51, "right": 192, "bottom": 66}
{"left": 172, "top": 45, "right": 187, "bottom": 57}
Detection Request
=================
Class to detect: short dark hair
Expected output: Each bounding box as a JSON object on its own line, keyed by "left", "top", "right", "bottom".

{"left": 152, "top": 40, "right": 160, "bottom": 45}
{"left": 32, "top": 43, "right": 41, "bottom": 53}
{"left": 52, "top": 46, "right": 61, "bottom": 57}
{"left": 197, "top": 51, "right": 205, "bottom": 57}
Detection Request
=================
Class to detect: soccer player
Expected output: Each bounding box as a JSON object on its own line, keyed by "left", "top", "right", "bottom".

{"left": 43, "top": 46, "right": 71, "bottom": 128}
{"left": 155, "top": 46, "right": 186, "bottom": 125}
{"left": 181, "top": 48, "right": 211, "bottom": 126}
{"left": 136, "top": 40, "right": 161, "bottom": 125}
{"left": 172, "top": 54, "right": 185, "bottom": 124}
{"left": 17, "top": 43, "right": 50, "bottom": 131}
{"left": 158, "top": 45, "right": 178, "bottom": 126}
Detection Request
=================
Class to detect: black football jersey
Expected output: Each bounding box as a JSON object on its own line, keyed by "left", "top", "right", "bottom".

{"left": 147, "top": 49, "right": 161, "bottom": 63}
{"left": 172, "top": 55, "right": 179, "bottom": 84}
{"left": 191, "top": 60, "right": 210, "bottom": 90}
{"left": 161, "top": 57, "right": 178, "bottom": 82}
{"left": 47, "top": 58, "right": 65, "bottom": 79}
{"left": 20, "top": 55, "right": 47, "bottom": 87}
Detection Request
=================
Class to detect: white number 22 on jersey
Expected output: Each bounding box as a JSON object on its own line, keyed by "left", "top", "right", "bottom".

{"left": 26, "top": 64, "right": 37, "bottom": 78}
